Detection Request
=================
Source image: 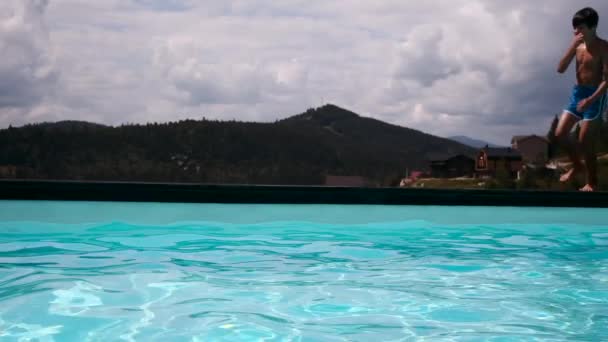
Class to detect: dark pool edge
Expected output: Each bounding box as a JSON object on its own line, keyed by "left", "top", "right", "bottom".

{"left": 2, "top": 179, "right": 608, "bottom": 208}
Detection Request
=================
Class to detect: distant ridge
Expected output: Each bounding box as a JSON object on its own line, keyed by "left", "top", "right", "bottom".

{"left": 0, "top": 104, "right": 476, "bottom": 185}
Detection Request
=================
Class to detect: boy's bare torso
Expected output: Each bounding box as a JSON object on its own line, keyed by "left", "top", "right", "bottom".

{"left": 576, "top": 38, "right": 608, "bottom": 86}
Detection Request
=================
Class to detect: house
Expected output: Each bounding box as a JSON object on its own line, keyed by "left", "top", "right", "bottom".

{"left": 428, "top": 153, "right": 475, "bottom": 178}
{"left": 324, "top": 175, "right": 371, "bottom": 187}
{"left": 475, "top": 146, "right": 523, "bottom": 178}
{"left": 511, "top": 135, "right": 549, "bottom": 165}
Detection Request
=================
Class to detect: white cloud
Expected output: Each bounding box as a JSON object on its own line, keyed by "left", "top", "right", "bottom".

{"left": 152, "top": 37, "right": 300, "bottom": 106}
{"left": 1, "top": 0, "right": 608, "bottom": 144}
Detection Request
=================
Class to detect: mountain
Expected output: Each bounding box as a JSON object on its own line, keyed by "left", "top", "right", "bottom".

{"left": 448, "top": 135, "right": 504, "bottom": 148}
{"left": 29, "top": 120, "right": 109, "bottom": 130}
{"left": 0, "top": 104, "right": 476, "bottom": 186}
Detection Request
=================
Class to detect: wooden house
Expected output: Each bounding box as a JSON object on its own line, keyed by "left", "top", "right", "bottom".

{"left": 511, "top": 135, "right": 549, "bottom": 165}
{"left": 428, "top": 153, "right": 475, "bottom": 178}
{"left": 475, "top": 146, "right": 522, "bottom": 178}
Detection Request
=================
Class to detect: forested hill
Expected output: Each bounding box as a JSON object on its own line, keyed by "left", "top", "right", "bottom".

{"left": 0, "top": 104, "right": 475, "bottom": 185}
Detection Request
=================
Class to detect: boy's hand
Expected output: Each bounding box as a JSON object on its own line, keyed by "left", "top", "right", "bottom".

{"left": 577, "top": 98, "right": 591, "bottom": 113}
{"left": 572, "top": 33, "right": 584, "bottom": 48}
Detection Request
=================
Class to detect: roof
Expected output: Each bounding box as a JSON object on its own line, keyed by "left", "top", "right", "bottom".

{"left": 482, "top": 147, "right": 522, "bottom": 159}
{"left": 427, "top": 152, "right": 476, "bottom": 162}
{"left": 511, "top": 135, "right": 527, "bottom": 142}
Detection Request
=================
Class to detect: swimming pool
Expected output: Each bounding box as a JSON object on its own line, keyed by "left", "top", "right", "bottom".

{"left": 0, "top": 200, "right": 607, "bottom": 341}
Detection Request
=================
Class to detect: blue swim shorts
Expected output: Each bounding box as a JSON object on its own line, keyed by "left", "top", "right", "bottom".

{"left": 564, "top": 84, "right": 607, "bottom": 121}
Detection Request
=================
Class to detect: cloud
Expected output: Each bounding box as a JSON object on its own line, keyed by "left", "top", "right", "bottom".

{"left": 2, "top": 0, "right": 608, "bottom": 144}
{"left": 131, "top": 0, "right": 195, "bottom": 12}
{"left": 0, "top": 0, "right": 57, "bottom": 109}
{"left": 375, "top": 1, "right": 608, "bottom": 142}
{"left": 152, "top": 35, "right": 312, "bottom": 108}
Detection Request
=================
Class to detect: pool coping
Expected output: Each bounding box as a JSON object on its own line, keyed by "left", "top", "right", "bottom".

{"left": 2, "top": 179, "right": 608, "bottom": 208}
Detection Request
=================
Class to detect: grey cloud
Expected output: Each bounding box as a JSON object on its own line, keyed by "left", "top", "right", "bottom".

{"left": 394, "top": 27, "right": 462, "bottom": 87}
{"left": 131, "top": 0, "right": 195, "bottom": 12}
{"left": 0, "top": 0, "right": 57, "bottom": 109}
{"left": 381, "top": 1, "right": 608, "bottom": 143}
{"left": 173, "top": 75, "right": 263, "bottom": 105}
{"left": 4, "top": 0, "right": 608, "bottom": 145}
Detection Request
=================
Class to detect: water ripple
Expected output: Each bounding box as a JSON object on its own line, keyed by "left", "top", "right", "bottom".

{"left": 0, "top": 206, "right": 607, "bottom": 341}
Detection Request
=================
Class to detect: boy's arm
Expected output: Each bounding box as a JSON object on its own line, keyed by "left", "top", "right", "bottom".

{"left": 557, "top": 33, "right": 583, "bottom": 73}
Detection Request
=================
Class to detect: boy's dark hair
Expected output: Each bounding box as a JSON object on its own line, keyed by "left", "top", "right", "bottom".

{"left": 573, "top": 7, "right": 599, "bottom": 29}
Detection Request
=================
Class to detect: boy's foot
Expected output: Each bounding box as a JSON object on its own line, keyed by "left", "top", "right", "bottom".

{"left": 559, "top": 167, "right": 580, "bottom": 183}
{"left": 579, "top": 184, "right": 596, "bottom": 192}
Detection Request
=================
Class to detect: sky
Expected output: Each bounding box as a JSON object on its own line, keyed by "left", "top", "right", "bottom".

{"left": 1, "top": 1, "right": 608, "bottom": 145}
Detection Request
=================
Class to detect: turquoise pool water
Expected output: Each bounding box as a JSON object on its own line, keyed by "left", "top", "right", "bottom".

{"left": 0, "top": 200, "right": 607, "bottom": 341}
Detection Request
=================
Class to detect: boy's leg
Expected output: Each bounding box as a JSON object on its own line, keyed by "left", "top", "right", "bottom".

{"left": 555, "top": 111, "right": 583, "bottom": 182}
{"left": 578, "top": 118, "right": 601, "bottom": 191}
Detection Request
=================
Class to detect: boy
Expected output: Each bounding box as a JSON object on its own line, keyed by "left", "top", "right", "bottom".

{"left": 555, "top": 7, "right": 608, "bottom": 192}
